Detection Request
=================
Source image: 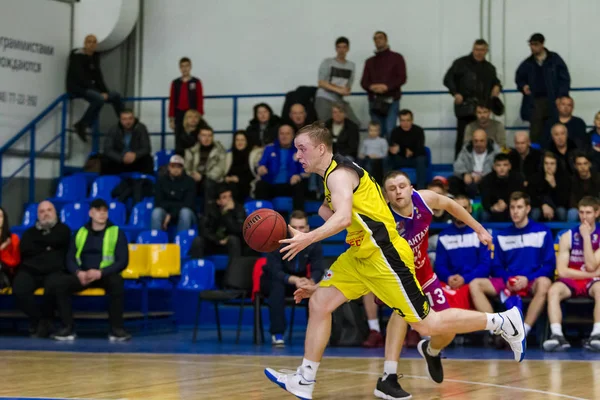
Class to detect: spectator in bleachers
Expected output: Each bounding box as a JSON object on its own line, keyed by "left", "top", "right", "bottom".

{"left": 184, "top": 126, "right": 226, "bottom": 204}
{"left": 0, "top": 207, "right": 20, "bottom": 282}
{"left": 245, "top": 103, "right": 281, "bottom": 148}
{"left": 255, "top": 124, "right": 305, "bottom": 211}
{"left": 449, "top": 129, "right": 500, "bottom": 198}
{"left": 508, "top": 131, "right": 542, "bottom": 187}
{"left": 567, "top": 153, "right": 600, "bottom": 222}
{"left": 387, "top": 109, "right": 427, "bottom": 189}
{"left": 50, "top": 199, "right": 130, "bottom": 341}
{"left": 515, "top": 33, "right": 570, "bottom": 144}
{"left": 435, "top": 195, "right": 491, "bottom": 310}
{"left": 174, "top": 109, "right": 210, "bottom": 156}
{"left": 224, "top": 131, "right": 253, "bottom": 202}
{"left": 13, "top": 201, "right": 71, "bottom": 337}
{"left": 444, "top": 39, "right": 502, "bottom": 158}
{"left": 464, "top": 103, "right": 506, "bottom": 148}
{"left": 101, "top": 109, "right": 153, "bottom": 175}
{"left": 588, "top": 111, "right": 600, "bottom": 171}
{"left": 261, "top": 210, "right": 324, "bottom": 347}
{"left": 470, "top": 192, "right": 554, "bottom": 342}
{"left": 480, "top": 153, "right": 524, "bottom": 222}
{"left": 358, "top": 121, "right": 388, "bottom": 184}
{"left": 546, "top": 123, "right": 576, "bottom": 176}
{"left": 324, "top": 103, "right": 360, "bottom": 159}
{"left": 152, "top": 155, "right": 196, "bottom": 232}
{"left": 315, "top": 37, "right": 359, "bottom": 125}
{"left": 545, "top": 96, "right": 587, "bottom": 149}
{"left": 287, "top": 104, "right": 310, "bottom": 133}
{"left": 66, "top": 34, "right": 124, "bottom": 142}
{"left": 191, "top": 185, "right": 245, "bottom": 262}
{"left": 360, "top": 31, "right": 407, "bottom": 139}
{"left": 168, "top": 57, "right": 204, "bottom": 132}
{"left": 528, "top": 152, "right": 570, "bottom": 222}
{"left": 427, "top": 179, "right": 453, "bottom": 265}
{"left": 543, "top": 196, "right": 600, "bottom": 352}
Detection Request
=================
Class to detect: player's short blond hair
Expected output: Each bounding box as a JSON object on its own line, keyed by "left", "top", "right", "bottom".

{"left": 297, "top": 122, "right": 333, "bottom": 151}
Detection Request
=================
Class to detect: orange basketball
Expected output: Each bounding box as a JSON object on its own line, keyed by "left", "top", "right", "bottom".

{"left": 243, "top": 209, "right": 288, "bottom": 253}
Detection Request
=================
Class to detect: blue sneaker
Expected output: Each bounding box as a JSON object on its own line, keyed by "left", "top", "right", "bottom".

{"left": 272, "top": 334, "right": 285, "bottom": 347}
{"left": 497, "top": 306, "right": 527, "bottom": 362}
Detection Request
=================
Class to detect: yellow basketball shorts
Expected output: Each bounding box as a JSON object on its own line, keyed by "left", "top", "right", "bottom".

{"left": 320, "top": 239, "right": 430, "bottom": 322}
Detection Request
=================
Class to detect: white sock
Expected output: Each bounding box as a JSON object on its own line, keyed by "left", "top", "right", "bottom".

{"left": 382, "top": 360, "right": 398, "bottom": 379}
{"left": 524, "top": 323, "right": 532, "bottom": 336}
{"left": 427, "top": 342, "right": 441, "bottom": 356}
{"left": 485, "top": 313, "right": 502, "bottom": 331}
{"left": 301, "top": 358, "right": 319, "bottom": 381}
{"left": 550, "top": 323, "right": 563, "bottom": 337}
{"left": 591, "top": 323, "right": 600, "bottom": 337}
{"left": 368, "top": 319, "right": 381, "bottom": 333}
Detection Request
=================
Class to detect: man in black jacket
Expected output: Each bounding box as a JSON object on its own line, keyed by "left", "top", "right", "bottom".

{"left": 567, "top": 153, "right": 600, "bottom": 222}
{"left": 261, "top": 210, "right": 324, "bottom": 347}
{"left": 480, "top": 153, "right": 524, "bottom": 222}
{"left": 324, "top": 103, "right": 359, "bottom": 159}
{"left": 12, "top": 201, "right": 71, "bottom": 337}
{"left": 151, "top": 155, "right": 196, "bottom": 232}
{"left": 49, "top": 199, "right": 130, "bottom": 341}
{"left": 66, "top": 34, "right": 124, "bottom": 142}
{"left": 387, "top": 109, "right": 427, "bottom": 189}
{"left": 102, "top": 109, "right": 153, "bottom": 175}
{"left": 508, "top": 131, "right": 542, "bottom": 187}
{"left": 443, "top": 39, "right": 502, "bottom": 158}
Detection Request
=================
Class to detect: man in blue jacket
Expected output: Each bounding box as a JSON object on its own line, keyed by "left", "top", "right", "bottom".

{"left": 255, "top": 124, "right": 306, "bottom": 210}
{"left": 469, "top": 191, "right": 555, "bottom": 339}
{"left": 515, "top": 33, "right": 570, "bottom": 144}
{"left": 49, "top": 199, "right": 130, "bottom": 342}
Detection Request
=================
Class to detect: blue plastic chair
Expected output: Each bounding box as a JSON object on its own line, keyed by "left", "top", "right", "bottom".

{"left": 11, "top": 203, "right": 38, "bottom": 236}
{"left": 175, "top": 229, "right": 198, "bottom": 260}
{"left": 322, "top": 243, "right": 349, "bottom": 257}
{"left": 177, "top": 259, "right": 215, "bottom": 291}
{"left": 244, "top": 200, "right": 274, "bottom": 215}
{"left": 305, "top": 201, "right": 322, "bottom": 214}
{"left": 48, "top": 175, "right": 88, "bottom": 207}
{"left": 60, "top": 202, "right": 90, "bottom": 232}
{"left": 154, "top": 149, "right": 175, "bottom": 172}
{"left": 308, "top": 214, "right": 324, "bottom": 229}
{"left": 108, "top": 201, "right": 127, "bottom": 226}
{"left": 323, "top": 231, "right": 346, "bottom": 243}
{"left": 88, "top": 175, "right": 122, "bottom": 201}
{"left": 137, "top": 229, "right": 169, "bottom": 244}
{"left": 205, "top": 255, "right": 230, "bottom": 271}
{"left": 272, "top": 197, "right": 293, "bottom": 213}
{"left": 121, "top": 200, "right": 154, "bottom": 241}
{"left": 119, "top": 172, "right": 157, "bottom": 184}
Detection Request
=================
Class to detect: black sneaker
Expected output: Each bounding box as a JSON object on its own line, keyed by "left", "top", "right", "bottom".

{"left": 52, "top": 326, "right": 76, "bottom": 341}
{"left": 109, "top": 328, "right": 132, "bottom": 342}
{"left": 31, "top": 320, "right": 51, "bottom": 339}
{"left": 543, "top": 334, "right": 570, "bottom": 352}
{"left": 374, "top": 374, "right": 412, "bottom": 400}
{"left": 584, "top": 334, "right": 600, "bottom": 351}
{"left": 417, "top": 339, "right": 444, "bottom": 383}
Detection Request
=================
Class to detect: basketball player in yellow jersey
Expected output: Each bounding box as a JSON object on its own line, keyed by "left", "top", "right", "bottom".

{"left": 264, "top": 123, "right": 526, "bottom": 400}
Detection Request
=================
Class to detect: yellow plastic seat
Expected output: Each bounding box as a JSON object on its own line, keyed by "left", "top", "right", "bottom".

{"left": 34, "top": 288, "right": 44, "bottom": 295}
{"left": 76, "top": 288, "right": 105, "bottom": 296}
{"left": 148, "top": 244, "right": 181, "bottom": 278}
{"left": 123, "top": 244, "right": 151, "bottom": 279}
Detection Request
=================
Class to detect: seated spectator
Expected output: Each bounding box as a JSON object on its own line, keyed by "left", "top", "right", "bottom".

{"left": 508, "top": 131, "right": 542, "bottom": 187}
{"left": 567, "top": 153, "right": 600, "bottom": 222}
{"left": 588, "top": 111, "right": 600, "bottom": 171}
{"left": 546, "top": 122, "right": 576, "bottom": 175}
{"left": 168, "top": 57, "right": 204, "bottom": 132}
{"left": 175, "top": 109, "right": 210, "bottom": 156}
{"left": 101, "top": 109, "right": 153, "bottom": 175}
{"left": 245, "top": 103, "right": 281, "bottom": 148}
{"left": 528, "top": 151, "right": 570, "bottom": 222}
{"left": 13, "top": 201, "right": 71, "bottom": 337}
{"left": 449, "top": 129, "right": 500, "bottom": 198}
{"left": 324, "top": 103, "right": 359, "bottom": 159}
{"left": 224, "top": 131, "right": 254, "bottom": 202}
{"left": 315, "top": 37, "right": 359, "bottom": 124}
{"left": 387, "top": 109, "right": 427, "bottom": 189}
{"left": 152, "top": 155, "right": 196, "bottom": 232}
{"left": 480, "top": 153, "right": 524, "bottom": 222}
{"left": 261, "top": 211, "right": 324, "bottom": 346}
{"left": 464, "top": 103, "right": 507, "bottom": 148}
{"left": 0, "top": 206, "right": 20, "bottom": 282}
{"left": 435, "top": 195, "right": 491, "bottom": 310}
{"left": 358, "top": 122, "right": 388, "bottom": 184}
{"left": 184, "top": 126, "right": 226, "bottom": 204}
{"left": 545, "top": 96, "right": 587, "bottom": 149}
{"left": 66, "top": 34, "right": 124, "bottom": 142}
{"left": 470, "top": 192, "right": 554, "bottom": 342}
{"left": 190, "top": 186, "right": 245, "bottom": 262}
{"left": 287, "top": 103, "right": 309, "bottom": 133}
{"left": 50, "top": 199, "right": 130, "bottom": 341}
{"left": 543, "top": 196, "right": 600, "bottom": 352}
{"left": 255, "top": 124, "right": 305, "bottom": 211}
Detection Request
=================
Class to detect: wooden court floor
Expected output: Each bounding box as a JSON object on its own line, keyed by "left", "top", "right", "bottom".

{"left": 0, "top": 351, "right": 597, "bottom": 400}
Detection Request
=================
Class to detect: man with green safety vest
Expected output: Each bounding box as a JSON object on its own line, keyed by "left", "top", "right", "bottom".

{"left": 50, "top": 199, "right": 130, "bottom": 341}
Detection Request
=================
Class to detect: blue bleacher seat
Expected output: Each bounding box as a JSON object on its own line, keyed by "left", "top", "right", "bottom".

{"left": 60, "top": 202, "right": 90, "bottom": 232}
{"left": 531, "top": 143, "right": 541, "bottom": 150}
{"left": 399, "top": 146, "right": 432, "bottom": 184}
{"left": 154, "top": 149, "right": 175, "bottom": 172}
{"left": 322, "top": 243, "right": 349, "bottom": 257}
{"left": 108, "top": 201, "right": 127, "bottom": 226}
{"left": 323, "top": 231, "right": 346, "bottom": 243}
{"left": 177, "top": 259, "right": 215, "bottom": 291}
{"left": 119, "top": 172, "right": 156, "bottom": 183}
{"left": 305, "top": 201, "right": 322, "bottom": 214}
{"left": 11, "top": 203, "right": 38, "bottom": 236}
{"left": 272, "top": 197, "right": 293, "bottom": 213}
{"left": 137, "top": 229, "right": 169, "bottom": 244}
{"left": 206, "top": 255, "right": 229, "bottom": 271}
{"left": 175, "top": 229, "right": 198, "bottom": 260}
{"left": 88, "top": 175, "right": 121, "bottom": 202}
{"left": 244, "top": 200, "right": 274, "bottom": 215}
{"left": 72, "top": 171, "right": 99, "bottom": 188}
{"left": 47, "top": 175, "right": 88, "bottom": 207}
{"left": 121, "top": 200, "right": 154, "bottom": 242}
{"left": 308, "top": 214, "right": 324, "bottom": 229}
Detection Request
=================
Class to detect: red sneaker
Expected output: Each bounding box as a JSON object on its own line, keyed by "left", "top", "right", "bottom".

{"left": 405, "top": 329, "right": 421, "bottom": 348}
{"left": 362, "top": 330, "right": 384, "bottom": 348}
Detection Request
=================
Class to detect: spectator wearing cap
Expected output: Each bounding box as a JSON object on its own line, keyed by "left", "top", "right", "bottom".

{"left": 508, "top": 131, "right": 542, "bottom": 187}
{"left": 168, "top": 57, "right": 204, "bottom": 132}
{"left": 387, "top": 109, "right": 427, "bottom": 189}
{"left": 516, "top": 33, "right": 570, "bottom": 144}
{"left": 463, "top": 103, "right": 507, "bottom": 148}
{"left": 49, "top": 198, "right": 130, "bottom": 341}
{"left": 567, "top": 153, "right": 600, "bottom": 222}
{"left": 152, "top": 155, "right": 196, "bottom": 232}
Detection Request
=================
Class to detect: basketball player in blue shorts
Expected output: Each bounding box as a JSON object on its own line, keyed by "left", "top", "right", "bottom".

{"left": 264, "top": 122, "right": 526, "bottom": 400}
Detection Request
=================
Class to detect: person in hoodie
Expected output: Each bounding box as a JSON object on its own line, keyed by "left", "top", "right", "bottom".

{"left": 224, "top": 131, "right": 254, "bottom": 202}
{"left": 49, "top": 199, "right": 130, "bottom": 341}
{"left": 255, "top": 124, "right": 305, "bottom": 211}
{"left": 101, "top": 109, "right": 152, "bottom": 175}
{"left": 470, "top": 191, "right": 554, "bottom": 341}
{"left": 480, "top": 153, "right": 524, "bottom": 222}
{"left": 245, "top": 103, "right": 281, "bottom": 148}
{"left": 546, "top": 123, "right": 577, "bottom": 175}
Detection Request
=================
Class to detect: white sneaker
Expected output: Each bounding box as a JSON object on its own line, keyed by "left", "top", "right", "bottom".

{"left": 272, "top": 334, "right": 285, "bottom": 347}
{"left": 496, "top": 306, "right": 527, "bottom": 362}
{"left": 264, "top": 366, "right": 315, "bottom": 400}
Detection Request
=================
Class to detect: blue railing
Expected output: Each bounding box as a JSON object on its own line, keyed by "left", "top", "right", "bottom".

{"left": 2, "top": 87, "right": 600, "bottom": 205}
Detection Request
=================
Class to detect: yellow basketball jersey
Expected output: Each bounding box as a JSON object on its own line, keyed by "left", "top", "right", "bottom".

{"left": 323, "top": 154, "right": 404, "bottom": 259}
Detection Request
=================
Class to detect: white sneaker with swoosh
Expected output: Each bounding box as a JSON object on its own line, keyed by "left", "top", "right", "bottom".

{"left": 264, "top": 366, "right": 315, "bottom": 400}
{"left": 497, "top": 306, "right": 527, "bottom": 362}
